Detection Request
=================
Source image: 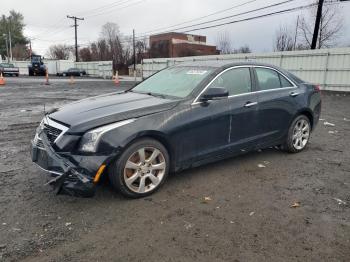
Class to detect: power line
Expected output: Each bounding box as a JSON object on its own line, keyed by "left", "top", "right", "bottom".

{"left": 141, "top": 0, "right": 259, "bottom": 35}
{"left": 127, "top": 1, "right": 321, "bottom": 43}
{"left": 31, "top": 18, "right": 67, "bottom": 38}
{"left": 28, "top": 0, "right": 138, "bottom": 39}
{"left": 74, "top": 0, "right": 129, "bottom": 16}
{"left": 111, "top": 1, "right": 320, "bottom": 46}
{"left": 180, "top": 3, "right": 318, "bottom": 33}
{"left": 136, "top": 0, "right": 298, "bottom": 38}
{"left": 85, "top": 0, "right": 147, "bottom": 18}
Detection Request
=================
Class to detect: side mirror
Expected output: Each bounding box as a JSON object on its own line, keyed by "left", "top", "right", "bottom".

{"left": 200, "top": 87, "right": 229, "bottom": 102}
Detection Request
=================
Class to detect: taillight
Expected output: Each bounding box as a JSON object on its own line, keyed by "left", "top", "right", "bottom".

{"left": 314, "top": 85, "right": 321, "bottom": 92}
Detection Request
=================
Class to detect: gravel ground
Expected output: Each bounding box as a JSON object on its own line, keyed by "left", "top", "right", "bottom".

{"left": 0, "top": 77, "right": 349, "bottom": 262}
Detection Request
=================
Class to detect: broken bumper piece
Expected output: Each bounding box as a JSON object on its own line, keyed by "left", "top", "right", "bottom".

{"left": 31, "top": 131, "right": 96, "bottom": 197}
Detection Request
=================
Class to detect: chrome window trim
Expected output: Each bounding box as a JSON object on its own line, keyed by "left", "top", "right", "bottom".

{"left": 192, "top": 65, "right": 252, "bottom": 105}
{"left": 192, "top": 65, "right": 298, "bottom": 105}
{"left": 253, "top": 65, "right": 297, "bottom": 89}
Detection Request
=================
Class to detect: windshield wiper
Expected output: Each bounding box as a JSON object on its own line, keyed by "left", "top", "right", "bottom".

{"left": 146, "top": 92, "right": 167, "bottom": 99}
{"left": 130, "top": 90, "right": 167, "bottom": 99}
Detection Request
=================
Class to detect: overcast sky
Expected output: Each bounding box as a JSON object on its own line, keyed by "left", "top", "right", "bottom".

{"left": 3, "top": 0, "right": 350, "bottom": 55}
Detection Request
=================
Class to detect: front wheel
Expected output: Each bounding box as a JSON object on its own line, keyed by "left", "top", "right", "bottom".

{"left": 283, "top": 115, "right": 311, "bottom": 153}
{"left": 108, "top": 138, "right": 170, "bottom": 198}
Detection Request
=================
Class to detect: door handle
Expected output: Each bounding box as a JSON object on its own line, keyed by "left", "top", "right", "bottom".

{"left": 290, "top": 92, "right": 300, "bottom": 97}
{"left": 244, "top": 102, "right": 258, "bottom": 108}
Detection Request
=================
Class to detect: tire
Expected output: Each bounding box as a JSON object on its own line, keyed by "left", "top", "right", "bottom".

{"left": 283, "top": 115, "right": 311, "bottom": 153}
{"left": 108, "top": 138, "right": 170, "bottom": 198}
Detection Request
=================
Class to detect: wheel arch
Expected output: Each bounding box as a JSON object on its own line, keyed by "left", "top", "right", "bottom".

{"left": 296, "top": 109, "right": 314, "bottom": 130}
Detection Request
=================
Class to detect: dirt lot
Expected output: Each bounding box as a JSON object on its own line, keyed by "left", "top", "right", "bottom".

{"left": 0, "top": 77, "right": 349, "bottom": 262}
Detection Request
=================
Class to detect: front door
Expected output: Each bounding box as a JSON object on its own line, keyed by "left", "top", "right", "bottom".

{"left": 188, "top": 98, "right": 231, "bottom": 162}
{"left": 208, "top": 67, "right": 260, "bottom": 151}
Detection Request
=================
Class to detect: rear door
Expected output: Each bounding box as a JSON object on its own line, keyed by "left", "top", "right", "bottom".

{"left": 253, "top": 66, "right": 299, "bottom": 146}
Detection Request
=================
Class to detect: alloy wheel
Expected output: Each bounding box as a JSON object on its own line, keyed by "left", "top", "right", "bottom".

{"left": 123, "top": 147, "right": 166, "bottom": 193}
{"left": 292, "top": 119, "right": 310, "bottom": 150}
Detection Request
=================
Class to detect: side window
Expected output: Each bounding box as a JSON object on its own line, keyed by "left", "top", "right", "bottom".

{"left": 255, "top": 68, "right": 281, "bottom": 90}
{"left": 279, "top": 74, "right": 294, "bottom": 88}
{"left": 210, "top": 68, "right": 252, "bottom": 96}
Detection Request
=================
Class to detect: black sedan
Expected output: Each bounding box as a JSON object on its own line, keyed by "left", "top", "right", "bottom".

{"left": 0, "top": 63, "right": 19, "bottom": 76}
{"left": 57, "top": 68, "right": 87, "bottom": 77}
{"left": 31, "top": 61, "right": 321, "bottom": 198}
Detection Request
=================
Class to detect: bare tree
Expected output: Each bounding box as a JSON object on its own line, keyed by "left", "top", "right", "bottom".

{"left": 234, "top": 45, "right": 252, "bottom": 54}
{"left": 47, "top": 44, "right": 72, "bottom": 60}
{"left": 135, "top": 37, "right": 148, "bottom": 63}
{"left": 79, "top": 47, "right": 92, "bottom": 62}
{"left": 100, "top": 22, "right": 125, "bottom": 69}
{"left": 299, "top": 2, "right": 344, "bottom": 49}
{"left": 274, "top": 25, "right": 295, "bottom": 51}
{"left": 66, "top": 22, "right": 133, "bottom": 74}
{"left": 216, "top": 31, "right": 233, "bottom": 54}
{"left": 12, "top": 44, "right": 30, "bottom": 60}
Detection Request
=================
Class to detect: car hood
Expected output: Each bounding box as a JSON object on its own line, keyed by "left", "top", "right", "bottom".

{"left": 49, "top": 91, "right": 179, "bottom": 133}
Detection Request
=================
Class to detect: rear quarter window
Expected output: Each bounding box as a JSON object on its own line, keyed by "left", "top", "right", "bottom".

{"left": 255, "top": 67, "right": 295, "bottom": 90}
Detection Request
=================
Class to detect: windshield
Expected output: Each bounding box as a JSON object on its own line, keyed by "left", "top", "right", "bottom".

{"left": 133, "top": 66, "right": 214, "bottom": 98}
{"left": 32, "top": 56, "right": 41, "bottom": 62}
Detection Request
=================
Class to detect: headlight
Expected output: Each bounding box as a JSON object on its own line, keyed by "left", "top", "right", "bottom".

{"left": 79, "top": 119, "right": 135, "bottom": 152}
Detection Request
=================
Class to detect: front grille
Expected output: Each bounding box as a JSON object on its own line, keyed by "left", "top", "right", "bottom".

{"left": 43, "top": 124, "right": 62, "bottom": 144}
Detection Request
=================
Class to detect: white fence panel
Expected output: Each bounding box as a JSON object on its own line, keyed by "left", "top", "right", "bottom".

{"left": 11, "top": 61, "right": 30, "bottom": 75}
{"left": 9, "top": 59, "right": 113, "bottom": 77}
{"left": 142, "top": 47, "right": 350, "bottom": 91}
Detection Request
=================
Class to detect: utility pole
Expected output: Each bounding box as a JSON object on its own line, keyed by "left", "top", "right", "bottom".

{"left": 29, "top": 39, "right": 32, "bottom": 57}
{"left": 311, "top": 0, "right": 350, "bottom": 49}
{"left": 8, "top": 17, "right": 13, "bottom": 61}
{"left": 8, "top": 30, "right": 12, "bottom": 61}
{"left": 2, "top": 34, "right": 9, "bottom": 63}
{"left": 293, "top": 15, "right": 299, "bottom": 51}
{"left": 67, "top": 15, "right": 84, "bottom": 62}
{"left": 311, "top": 0, "right": 324, "bottom": 49}
{"left": 133, "top": 29, "right": 136, "bottom": 81}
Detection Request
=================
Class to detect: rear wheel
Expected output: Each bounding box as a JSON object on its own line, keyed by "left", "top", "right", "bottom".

{"left": 283, "top": 115, "right": 311, "bottom": 153}
{"left": 108, "top": 138, "right": 170, "bottom": 198}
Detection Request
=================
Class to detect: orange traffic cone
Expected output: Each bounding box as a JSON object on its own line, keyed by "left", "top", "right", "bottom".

{"left": 69, "top": 75, "right": 75, "bottom": 85}
{"left": 113, "top": 73, "right": 120, "bottom": 86}
{"left": 0, "top": 72, "right": 5, "bottom": 86}
{"left": 44, "top": 70, "right": 50, "bottom": 85}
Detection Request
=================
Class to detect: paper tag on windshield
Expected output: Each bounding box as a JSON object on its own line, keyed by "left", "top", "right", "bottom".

{"left": 187, "top": 70, "right": 207, "bottom": 75}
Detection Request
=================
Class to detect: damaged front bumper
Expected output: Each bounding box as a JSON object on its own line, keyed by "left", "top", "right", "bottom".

{"left": 31, "top": 131, "right": 97, "bottom": 197}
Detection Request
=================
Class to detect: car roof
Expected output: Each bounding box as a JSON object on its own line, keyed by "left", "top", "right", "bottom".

{"left": 176, "top": 60, "right": 280, "bottom": 69}
{"left": 174, "top": 60, "right": 303, "bottom": 83}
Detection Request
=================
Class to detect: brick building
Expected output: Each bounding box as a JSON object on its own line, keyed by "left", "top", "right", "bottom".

{"left": 149, "top": 32, "right": 219, "bottom": 58}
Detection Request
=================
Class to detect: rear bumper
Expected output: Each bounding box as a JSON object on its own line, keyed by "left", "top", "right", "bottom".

{"left": 31, "top": 132, "right": 97, "bottom": 197}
